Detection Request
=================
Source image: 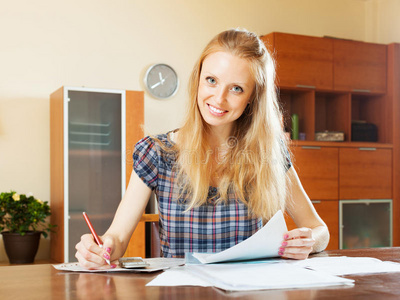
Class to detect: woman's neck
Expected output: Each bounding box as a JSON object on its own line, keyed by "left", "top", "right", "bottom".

{"left": 207, "top": 125, "right": 233, "bottom": 149}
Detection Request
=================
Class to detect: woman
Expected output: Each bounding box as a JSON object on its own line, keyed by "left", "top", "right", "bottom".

{"left": 75, "top": 28, "right": 329, "bottom": 269}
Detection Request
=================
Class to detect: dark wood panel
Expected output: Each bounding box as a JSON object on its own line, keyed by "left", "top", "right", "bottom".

{"left": 262, "top": 32, "right": 333, "bottom": 90}
{"left": 291, "top": 146, "right": 339, "bottom": 200}
{"left": 334, "top": 39, "right": 387, "bottom": 93}
{"left": 50, "top": 87, "right": 65, "bottom": 263}
{"left": 339, "top": 148, "right": 392, "bottom": 199}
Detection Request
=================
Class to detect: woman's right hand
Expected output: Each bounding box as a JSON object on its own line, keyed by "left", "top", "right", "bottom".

{"left": 75, "top": 234, "right": 117, "bottom": 270}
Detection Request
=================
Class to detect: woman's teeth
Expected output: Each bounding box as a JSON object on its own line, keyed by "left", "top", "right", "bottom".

{"left": 209, "top": 105, "right": 225, "bottom": 114}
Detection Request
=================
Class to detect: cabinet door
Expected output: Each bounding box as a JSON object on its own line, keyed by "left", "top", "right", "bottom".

{"left": 262, "top": 32, "right": 333, "bottom": 90}
{"left": 333, "top": 40, "right": 387, "bottom": 93}
{"left": 291, "top": 146, "right": 338, "bottom": 200}
{"left": 285, "top": 200, "right": 339, "bottom": 250}
{"left": 339, "top": 148, "right": 392, "bottom": 199}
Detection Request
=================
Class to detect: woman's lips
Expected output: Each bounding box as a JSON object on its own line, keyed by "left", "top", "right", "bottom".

{"left": 207, "top": 103, "right": 228, "bottom": 116}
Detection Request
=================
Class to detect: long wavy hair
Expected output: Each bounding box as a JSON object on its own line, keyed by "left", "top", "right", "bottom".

{"left": 168, "top": 29, "right": 289, "bottom": 220}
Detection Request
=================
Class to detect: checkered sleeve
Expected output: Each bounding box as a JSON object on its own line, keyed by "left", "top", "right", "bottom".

{"left": 132, "top": 136, "right": 159, "bottom": 190}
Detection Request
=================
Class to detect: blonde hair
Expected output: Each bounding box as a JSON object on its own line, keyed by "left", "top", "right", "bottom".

{"left": 168, "top": 29, "right": 289, "bottom": 220}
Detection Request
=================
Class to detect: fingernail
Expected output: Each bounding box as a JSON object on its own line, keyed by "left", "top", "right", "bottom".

{"left": 284, "top": 234, "right": 289, "bottom": 240}
{"left": 103, "top": 253, "right": 110, "bottom": 260}
{"left": 106, "top": 247, "right": 111, "bottom": 254}
{"left": 281, "top": 241, "right": 287, "bottom": 247}
{"left": 279, "top": 247, "right": 285, "bottom": 253}
{"left": 110, "top": 264, "right": 117, "bottom": 269}
{"left": 278, "top": 250, "right": 283, "bottom": 256}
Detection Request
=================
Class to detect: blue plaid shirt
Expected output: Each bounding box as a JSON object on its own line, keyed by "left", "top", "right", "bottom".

{"left": 133, "top": 132, "right": 271, "bottom": 258}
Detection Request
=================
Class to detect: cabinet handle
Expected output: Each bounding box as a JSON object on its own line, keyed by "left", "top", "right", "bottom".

{"left": 359, "top": 147, "right": 377, "bottom": 151}
{"left": 296, "top": 84, "right": 316, "bottom": 89}
{"left": 352, "top": 89, "right": 371, "bottom": 93}
{"left": 301, "top": 146, "right": 321, "bottom": 150}
{"left": 311, "top": 200, "right": 321, "bottom": 204}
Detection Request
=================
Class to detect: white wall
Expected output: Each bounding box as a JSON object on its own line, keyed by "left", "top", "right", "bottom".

{"left": 0, "top": 0, "right": 398, "bottom": 261}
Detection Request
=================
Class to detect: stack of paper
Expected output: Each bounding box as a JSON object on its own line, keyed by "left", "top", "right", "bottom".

{"left": 147, "top": 263, "right": 354, "bottom": 291}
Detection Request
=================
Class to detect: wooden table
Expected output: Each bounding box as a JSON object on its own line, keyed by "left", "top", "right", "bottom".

{"left": 1, "top": 248, "right": 400, "bottom": 299}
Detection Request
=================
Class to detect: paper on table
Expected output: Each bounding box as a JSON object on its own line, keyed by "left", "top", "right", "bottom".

{"left": 53, "top": 258, "right": 185, "bottom": 273}
{"left": 147, "top": 263, "right": 354, "bottom": 291}
{"left": 293, "top": 256, "right": 400, "bottom": 276}
{"left": 146, "top": 266, "right": 212, "bottom": 287}
{"left": 191, "top": 210, "right": 287, "bottom": 264}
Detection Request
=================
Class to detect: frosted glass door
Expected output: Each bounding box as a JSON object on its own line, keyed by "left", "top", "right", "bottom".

{"left": 340, "top": 200, "right": 392, "bottom": 249}
{"left": 68, "top": 90, "right": 122, "bottom": 262}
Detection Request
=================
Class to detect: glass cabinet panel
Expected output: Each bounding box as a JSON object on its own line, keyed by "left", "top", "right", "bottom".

{"left": 67, "top": 90, "right": 123, "bottom": 262}
{"left": 340, "top": 200, "right": 392, "bottom": 249}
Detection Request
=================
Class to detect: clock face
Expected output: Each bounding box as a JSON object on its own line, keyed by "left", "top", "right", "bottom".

{"left": 144, "top": 64, "right": 179, "bottom": 99}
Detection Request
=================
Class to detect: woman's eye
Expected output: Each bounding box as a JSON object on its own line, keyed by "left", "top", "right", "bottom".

{"left": 206, "top": 77, "right": 216, "bottom": 84}
{"left": 232, "top": 86, "right": 243, "bottom": 93}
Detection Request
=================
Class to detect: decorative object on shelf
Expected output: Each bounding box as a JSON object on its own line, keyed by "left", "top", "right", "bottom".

{"left": 0, "top": 191, "right": 55, "bottom": 263}
{"left": 315, "top": 131, "right": 345, "bottom": 142}
{"left": 291, "top": 113, "right": 299, "bottom": 140}
{"left": 144, "top": 63, "right": 179, "bottom": 99}
{"left": 351, "top": 121, "right": 378, "bottom": 142}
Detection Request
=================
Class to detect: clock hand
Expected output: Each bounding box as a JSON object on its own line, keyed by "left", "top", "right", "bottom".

{"left": 151, "top": 81, "right": 162, "bottom": 89}
{"left": 159, "top": 72, "right": 163, "bottom": 82}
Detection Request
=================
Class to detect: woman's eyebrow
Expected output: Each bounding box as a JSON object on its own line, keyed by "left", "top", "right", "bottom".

{"left": 202, "top": 72, "right": 249, "bottom": 87}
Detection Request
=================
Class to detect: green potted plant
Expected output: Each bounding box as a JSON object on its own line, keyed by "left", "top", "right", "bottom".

{"left": 0, "top": 191, "right": 55, "bottom": 263}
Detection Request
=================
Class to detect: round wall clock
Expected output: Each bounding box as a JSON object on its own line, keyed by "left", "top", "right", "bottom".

{"left": 144, "top": 64, "right": 179, "bottom": 99}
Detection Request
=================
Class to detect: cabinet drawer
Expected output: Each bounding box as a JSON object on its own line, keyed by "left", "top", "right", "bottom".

{"left": 291, "top": 146, "right": 338, "bottom": 200}
{"left": 333, "top": 40, "right": 387, "bottom": 93}
{"left": 262, "top": 32, "right": 333, "bottom": 90}
{"left": 285, "top": 200, "right": 339, "bottom": 250}
{"left": 339, "top": 148, "right": 392, "bottom": 199}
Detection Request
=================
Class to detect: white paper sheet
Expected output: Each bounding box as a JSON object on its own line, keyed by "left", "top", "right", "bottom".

{"left": 146, "top": 266, "right": 212, "bottom": 287}
{"left": 147, "top": 263, "right": 354, "bottom": 291}
{"left": 293, "top": 256, "right": 400, "bottom": 276}
{"left": 192, "top": 210, "right": 287, "bottom": 264}
{"left": 53, "top": 258, "right": 185, "bottom": 273}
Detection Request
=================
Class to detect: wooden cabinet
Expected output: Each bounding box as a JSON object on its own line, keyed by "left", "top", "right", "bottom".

{"left": 50, "top": 87, "right": 144, "bottom": 263}
{"left": 339, "top": 147, "right": 392, "bottom": 199}
{"left": 285, "top": 200, "right": 339, "bottom": 250}
{"left": 333, "top": 40, "right": 387, "bottom": 93}
{"left": 291, "top": 146, "right": 338, "bottom": 200}
{"left": 262, "top": 33, "right": 391, "bottom": 144}
{"left": 263, "top": 32, "right": 396, "bottom": 250}
{"left": 261, "top": 32, "right": 333, "bottom": 90}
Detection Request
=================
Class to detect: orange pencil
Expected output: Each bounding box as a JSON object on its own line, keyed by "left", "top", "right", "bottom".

{"left": 82, "top": 212, "right": 110, "bottom": 265}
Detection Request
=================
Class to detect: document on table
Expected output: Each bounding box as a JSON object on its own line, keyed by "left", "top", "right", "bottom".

{"left": 147, "top": 263, "right": 354, "bottom": 291}
{"left": 53, "top": 258, "right": 185, "bottom": 273}
{"left": 293, "top": 256, "right": 400, "bottom": 276}
{"left": 190, "top": 210, "right": 287, "bottom": 264}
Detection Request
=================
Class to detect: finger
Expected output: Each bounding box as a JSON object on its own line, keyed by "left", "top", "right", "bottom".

{"left": 102, "top": 236, "right": 114, "bottom": 255}
{"left": 75, "top": 242, "right": 107, "bottom": 266}
{"left": 284, "top": 237, "right": 315, "bottom": 248}
{"left": 76, "top": 251, "right": 117, "bottom": 270}
{"left": 284, "top": 227, "right": 312, "bottom": 240}
{"left": 81, "top": 234, "right": 104, "bottom": 256}
{"left": 76, "top": 235, "right": 109, "bottom": 266}
{"left": 280, "top": 246, "right": 313, "bottom": 260}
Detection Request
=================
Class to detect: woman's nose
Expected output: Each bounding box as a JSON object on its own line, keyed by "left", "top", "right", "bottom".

{"left": 214, "top": 86, "right": 227, "bottom": 104}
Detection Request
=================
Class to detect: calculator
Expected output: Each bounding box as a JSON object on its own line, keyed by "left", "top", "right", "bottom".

{"left": 118, "top": 257, "right": 150, "bottom": 269}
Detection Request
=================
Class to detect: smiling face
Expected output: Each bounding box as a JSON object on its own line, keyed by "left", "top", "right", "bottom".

{"left": 197, "top": 51, "right": 256, "bottom": 136}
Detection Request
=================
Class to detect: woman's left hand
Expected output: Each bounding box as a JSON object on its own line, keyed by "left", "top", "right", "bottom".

{"left": 279, "top": 228, "right": 315, "bottom": 260}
